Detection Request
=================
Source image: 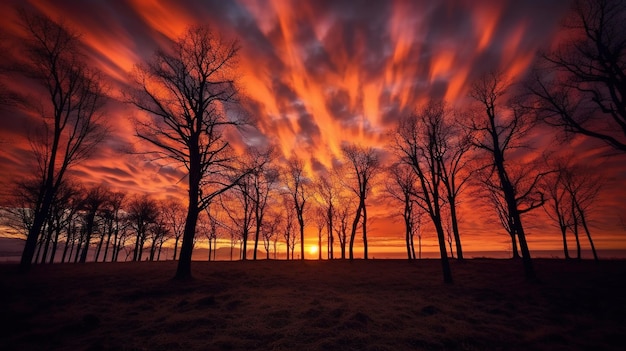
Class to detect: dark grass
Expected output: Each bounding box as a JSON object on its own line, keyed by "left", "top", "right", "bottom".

{"left": 1, "top": 259, "right": 625, "bottom": 350}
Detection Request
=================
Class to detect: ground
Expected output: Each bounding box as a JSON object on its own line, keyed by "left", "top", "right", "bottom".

{"left": 1, "top": 259, "right": 624, "bottom": 350}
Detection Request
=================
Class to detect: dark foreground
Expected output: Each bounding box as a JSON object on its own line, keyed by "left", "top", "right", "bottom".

{"left": 1, "top": 259, "right": 624, "bottom": 350}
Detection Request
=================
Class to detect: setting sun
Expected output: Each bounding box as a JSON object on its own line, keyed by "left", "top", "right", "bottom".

{"left": 309, "top": 245, "right": 318, "bottom": 256}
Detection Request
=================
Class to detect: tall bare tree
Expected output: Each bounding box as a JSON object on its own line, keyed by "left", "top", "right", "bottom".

{"left": 281, "top": 196, "right": 297, "bottom": 260}
{"left": 395, "top": 101, "right": 452, "bottom": 283}
{"left": 100, "top": 191, "right": 125, "bottom": 262}
{"left": 221, "top": 174, "right": 255, "bottom": 260}
{"left": 248, "top": 149, "right": 276, "bottom": 260}
{"left": 334, "top": 204, "right": 351, "bottom": 260}
{"left": 78, "top": 185, "right": 111, "bottom": 263}
{"left": 527, "top": 0, "right": 626, "bottom": 152}
{"left": 10, "top": 11, "right": 107, "bottom": 271}
{"left": 283, "top": 157, "right": 308, "bottom": 260}
{"left": 386, "top": 162, "right": 419, "bottom": 260}
{"left": 341, "top": 144, "right": 381, "bottom": 260}
{"left": 127, "top": 195, "right": 159, "bottom": 262}
{"left": 469, "top": 73, "right": 545, "bottom": 280}
{"left": 127, "top": 26, "right": 247, "bottom": 279}
{"left": 561, "top": 163, "right": 601, "bottom": 261}
{"left": 160, "top": 199, "right": 185, "bottom": 260}
{"left": 315, "top": 173, "right": 340, "bottom": 259}
{"left": 541, "top": 157, "right": 574, "bottom": 259}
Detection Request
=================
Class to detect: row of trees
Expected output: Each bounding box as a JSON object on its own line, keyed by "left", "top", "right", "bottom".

{"left": 1, "top": 0, "right": 623, "bottom": 282}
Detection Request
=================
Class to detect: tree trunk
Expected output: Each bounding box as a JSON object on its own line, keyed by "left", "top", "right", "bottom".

{"left": 577, "top": 206, "right": 598, "bottom": 261}
{"left": 173, "top": 237, "right": 180, "bottom": 260}
{"left": 560, "top": 225, "right": 570, "bottom": 259}
{"left": 449, "top": 199, "right": 464, "bottom": 260}
{"left": 176, "top": 206, "right": 199, "bottom": 279}
{"left": 349, "top": 203, "right": 363, "bottom": 260}
{"left": 80, "top": 212, "right": 97, "bottom": 264}
{"left": 41, "top": 222, "right": 54, "bottom": 264}
{"left": 434, "top": 219, "right": 453, "bottom": 284}
{"left": 298, "top": 213, "right": 305, "bottom": 261}
{"left": 362, "top": 201, "right": 368, "bottom": 260}
{"left": 208, "top": 238, "right": 212, "bottom": 261}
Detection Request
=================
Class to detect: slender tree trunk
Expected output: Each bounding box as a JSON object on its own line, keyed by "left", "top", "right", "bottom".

{"left": 61, "top": 231, "right": 71, "bottom": 263}
{"left": 173, "top": 237, "right": 180, "bottom": 260}
{"left": 80, "top": 213, "right": 97, "bottom": 263}
{"left": 449, "top": 199, "right": 463, "bottom": 260}
{"left": 49, "top": 227, "right": 61, "bottom": 264}
{"left": 362, "top": 201, "right": 368, "bottom": 260}
{"left": 103, "top": 230, "right": 113, "bottom": 262}
{"left": 41, "top": 223, "right": 54, "bottom": 264}
{"left": 560, "top": 225, "right": 570, "bottom": 259}
{"left": 434, "top": 218, "right": 453, "bottom": 284}
{"left": 417, "top": 235, "right": 421, "bottom": 259}
{"left": 95, "top": 232, "right": 106, "bottom": 262}
{"left": 571, "top": 200, "right": 582, "bottom": 259}
{"left": 349, "top": 203, "right": 363, "bottom": 260}
{"left": 208, "top": 238, "right": 212, "bottom": 261}
{"left": 298, "top": 213, "right": 305, "bottom": 261}
{"left": 577, "top": 206, "right": 598, "bottom": 261}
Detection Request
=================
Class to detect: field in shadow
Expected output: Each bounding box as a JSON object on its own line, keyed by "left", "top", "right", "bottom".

{"left": 1, "top": 259, "right": 624, "bottom": 350}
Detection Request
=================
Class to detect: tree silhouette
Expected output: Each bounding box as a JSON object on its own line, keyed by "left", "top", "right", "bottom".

{"left": 528, "top": 0, "right": 626, "bottom": 152}
{"left": 283, "top": 157, "right": 309, "bottom": 260}
{"left": 342, "top": 144, "right": 381, "bottom": 260}
{"left": 99, "top": 191, "right": 125, "bottom": 262}
{"left": 127, "top": 26, "right": 247, "bottom": 279}
{"left": 469, "top": 73, "right": 545, "bottom": 280}
{"left": 560, "top": 162, "right": 601, "bottom": 261}
{"left": 386, "top": 162, "right": 420, "bottom": 260}
{"left": 247, "top": 148, "right": 276, "bottom": 260}
{"left": 10, "top": 11, "right": 107, "bottom": 271}
{"left": 78, "top": 185, "right": 111, "bottom": 263}
{"left": 127, "top": 195, "right": 159, "bottom": 262}
{"left": 221, "top": 173, "right": 254, "bottom": 260}
{"left": 160, "top": 199, "right": 185, "bottom": 260}
{"left": 395, "top": 100, "right": 453, "bottom": 283}
{"left": 315, "top": 174, "right": 341, "bottom": 260}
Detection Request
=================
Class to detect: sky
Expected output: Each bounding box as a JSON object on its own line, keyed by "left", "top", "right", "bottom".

{"left": 1, "top": 0, "right": 625, "bottom": 258}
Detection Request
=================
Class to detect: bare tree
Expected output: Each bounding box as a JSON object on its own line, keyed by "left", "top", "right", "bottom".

{"left": 395, "top": 100, "right": 453, "bottom": 283}
{"left": 148, "top": 213, "right": 169, "bottom": 262}
{"left": 469, "top": 72, "right": 546, "bottom": 280}
{"left": 247, "top": 149, "right": 276, "bottom": 260}
{"left": 334, "top": 204, "right": 352, "bottom": 260}
{"left": 283, "top": 157, "right": 309, "bottom": 260}
{"left": 77, "top": 186, "right": 111, "bottom": 263}
{"left": 315, "top": 173, "right": 340, "bottom": 259}
{"left": 100, "top": 192, "right": 125, "bottom": 262}
{"left": 127, "top": 195, "right": 159, "bottom": 262}
{"left": 561, "top": 163, "right": 602, "bottom": 261}
{"left": 221, "top": 175, "right": 255, "bottom": 260}
{"left": 281, "top": 196, "right": 297, "bottom": 260}
{"left": 341, "top": 144, "right": 381, "bottom": 260}
{"left": 160, "top": 199, "right": 185, "bottom": 260}
{"left": 9, "top": 11, "right": 107, "bottom": 271}
{"left": 127, "top": 25, "right": 247, "bottom": 279}
{"left": 541, "top": 157, "right": 574, "bottom": 259}
{"left": 386, "top": 162, "right": 419, "bottom": 260}
{"left": 263, "top": 211, "right": 281, "bottom": 259}
{"left": 527, "top": 0, "right": 626, "bottom": 152}
{"left": 314, "top": 207, "right": 326, "bottom": 260}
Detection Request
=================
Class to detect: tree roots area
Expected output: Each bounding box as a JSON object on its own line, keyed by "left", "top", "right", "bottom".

{"left": 1, "top": 259, "right": 624, "bottom": 350}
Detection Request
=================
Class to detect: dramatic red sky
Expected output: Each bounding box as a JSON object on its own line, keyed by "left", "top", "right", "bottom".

{"left": 1, "top": 0, "right": 625, "bottom": 258}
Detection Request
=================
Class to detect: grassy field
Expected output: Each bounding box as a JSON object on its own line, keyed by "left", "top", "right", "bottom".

{"left": 1, "top": 259, "right": 624, "bottom": 350}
